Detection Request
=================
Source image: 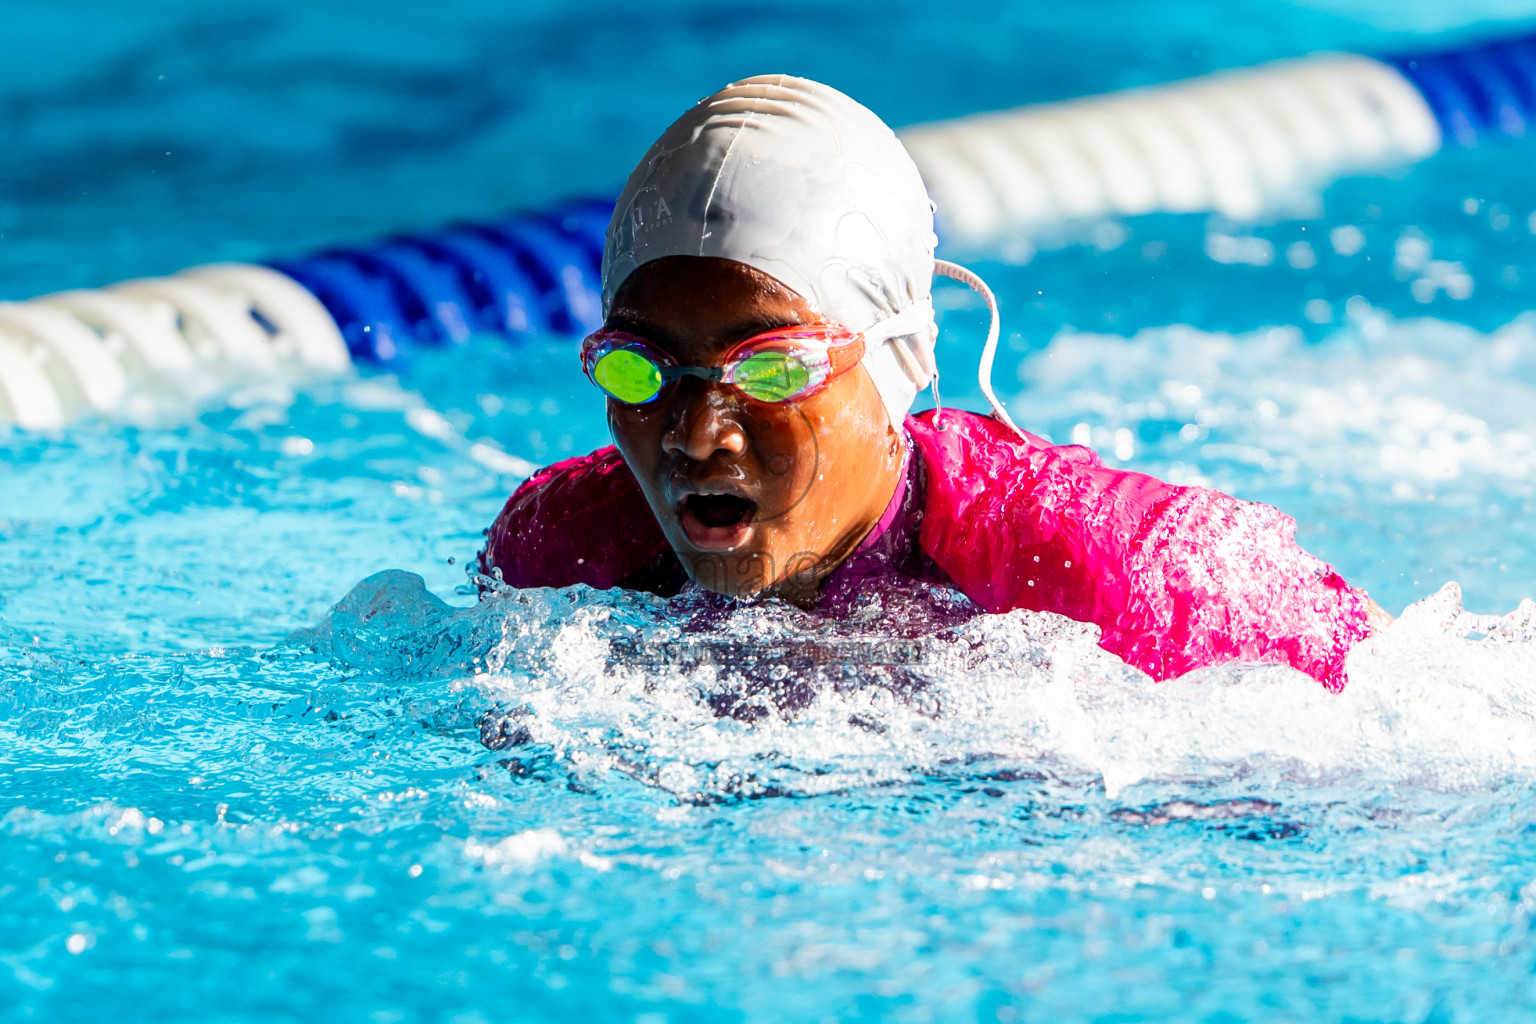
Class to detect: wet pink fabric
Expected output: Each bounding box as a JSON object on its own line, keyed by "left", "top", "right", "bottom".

{"left": 480, "top": 408, "right": 1372, "bottom": 690}
{"left": 481, "top": 449, "right": 667, "bottom": 591}
{"left": 907, "top": 410, "right": 1370, "bottom": 690}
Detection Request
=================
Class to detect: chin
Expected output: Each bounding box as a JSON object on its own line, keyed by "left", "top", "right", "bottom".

{"left": 680, "top": 544, "right": 776, "bottom": 597}
{"left": 683, "top": 535, "right": 832, "bottom": 602}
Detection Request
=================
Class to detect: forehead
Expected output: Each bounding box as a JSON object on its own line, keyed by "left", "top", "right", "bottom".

{"left": 605, "top": 256, "right": 817, "bottom": 362}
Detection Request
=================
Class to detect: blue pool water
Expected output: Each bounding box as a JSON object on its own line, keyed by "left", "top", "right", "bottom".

{"left": 8, "top": 1, "right": 1536, "bottom": 1020}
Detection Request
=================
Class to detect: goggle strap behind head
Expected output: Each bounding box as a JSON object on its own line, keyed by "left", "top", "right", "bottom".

{"left": 934, "top": 259, "right": 1026, "bottom": 439}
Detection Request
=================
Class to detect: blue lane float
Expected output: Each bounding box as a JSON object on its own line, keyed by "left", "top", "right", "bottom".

{"left": 1387, "top": 33, "right": 1536, "bottom": 146}
{"left": 268, "top": 198, "right": 610, "bottom": 365}
{"left": 3, "top": 29, "right": 1535, "bottom": 424}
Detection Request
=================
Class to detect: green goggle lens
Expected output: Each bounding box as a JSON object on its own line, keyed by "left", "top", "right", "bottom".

{"left": 593, "top": 348, "right": 664, "bottom": 404}
{"left": 732, "top": 351, "right": 812, "bottom": 402}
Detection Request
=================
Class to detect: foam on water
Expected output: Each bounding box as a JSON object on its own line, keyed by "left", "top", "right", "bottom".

{"left": 300, "top": 568, "right": 1536, "bottom": 805}
{"left": 1017, "top": 312, "right": 1536, "bottom": 497}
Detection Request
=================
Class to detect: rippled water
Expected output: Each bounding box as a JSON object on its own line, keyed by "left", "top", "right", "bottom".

{"left": 9, "top": 0, "right": 1536, "bottom": 1020}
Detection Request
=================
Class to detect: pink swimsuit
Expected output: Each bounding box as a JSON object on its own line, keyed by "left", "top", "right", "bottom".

{"left": 480, "top": 409, "right": 1372, "bottom": 690}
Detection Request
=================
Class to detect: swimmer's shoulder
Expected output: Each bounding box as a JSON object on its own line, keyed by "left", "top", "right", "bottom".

{"left": 907, "top": 407, "right": 1053, "bottom": 451}
{"left": 904, "top": 407, "right": 1086, "bottom": 495}
{"left": 480, "top": 446, "right": 669, "bottom": 591}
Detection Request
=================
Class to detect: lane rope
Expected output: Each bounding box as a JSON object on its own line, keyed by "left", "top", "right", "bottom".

{"left": 4, "top": 32, "right": 1533, "bottom": 427}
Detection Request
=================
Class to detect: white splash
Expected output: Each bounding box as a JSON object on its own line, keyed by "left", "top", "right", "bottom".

{"left": 314, "top": 572, "right": 1536, "bottom": 803}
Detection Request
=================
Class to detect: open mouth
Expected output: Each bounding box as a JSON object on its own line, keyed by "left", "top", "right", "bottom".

{"left": 685, "top": 493, "right": 756, "bottom": 528}
{"left": 678, "top": 492, "right": 757, "bottom": 549}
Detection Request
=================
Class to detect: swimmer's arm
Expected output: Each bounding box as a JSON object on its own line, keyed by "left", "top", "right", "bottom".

{"left": 1083, "top": 481, "right": 1375, "bottom": 689}
{"left": 1026, "top": 453, "right": 1389, "bottom": 684}
{"left": 480, "top": 445, "right": 668, "bottom": 590}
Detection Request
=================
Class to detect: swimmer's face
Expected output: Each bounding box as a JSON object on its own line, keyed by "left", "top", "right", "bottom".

{"left": 604, "top": 256, "right": 905, "bottom": 602}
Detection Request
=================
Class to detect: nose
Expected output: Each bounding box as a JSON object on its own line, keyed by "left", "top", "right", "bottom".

{"left": 661, "top": 382, "right": 747, "bottom": 462}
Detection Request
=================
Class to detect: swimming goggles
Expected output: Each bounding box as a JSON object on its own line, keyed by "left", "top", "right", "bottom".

{"left": 580, "top": 323, "right": 867, "bottom": 405}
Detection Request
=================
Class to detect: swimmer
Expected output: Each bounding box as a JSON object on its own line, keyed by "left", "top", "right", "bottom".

{"left": 479, "top": 74, "right": 1390, "bottom": 691}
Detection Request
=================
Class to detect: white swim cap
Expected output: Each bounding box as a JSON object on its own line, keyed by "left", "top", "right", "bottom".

{"left": 602, "top": 74, "right": 942, "bottom": 428}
